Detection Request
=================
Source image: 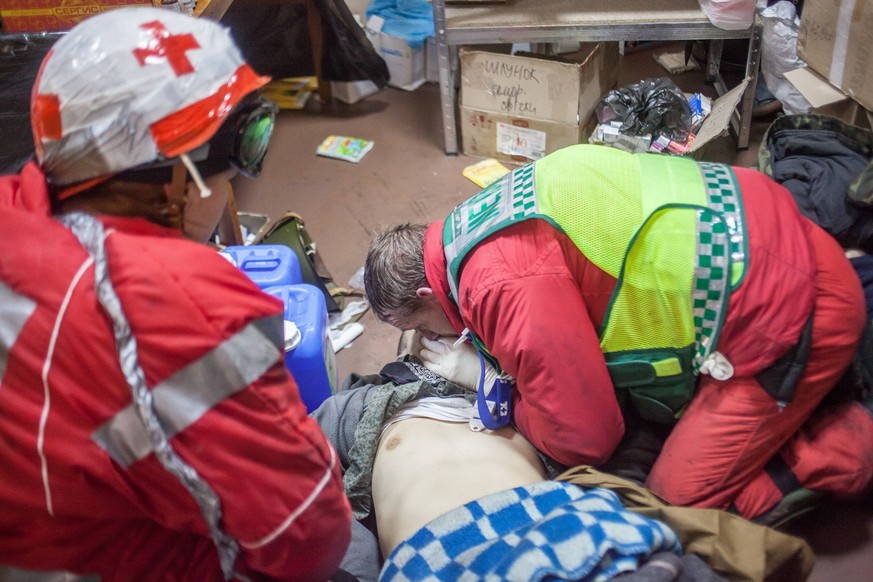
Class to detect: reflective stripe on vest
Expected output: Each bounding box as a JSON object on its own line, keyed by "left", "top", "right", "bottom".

{"left": 0, "top": 281, "right": 37, "bottom": 383}
{"left": 443, "top": 145, "right": 747, "bottom": 377}
{"left": 92, "top": 315, "right": 283, "bottom": 467}
{"left": 60, "top": 212, "right": 242, "bottom": 581}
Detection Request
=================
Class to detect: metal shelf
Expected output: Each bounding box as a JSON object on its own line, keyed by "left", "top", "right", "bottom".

{"left": 432, "top": 0, "right": 762, "bottom": 154}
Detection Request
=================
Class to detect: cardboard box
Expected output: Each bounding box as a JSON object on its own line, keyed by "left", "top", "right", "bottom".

{"left": 683, "top": 78, "right": 750, "bottom": 158}
{"left": 459, "top": 43, "right": 620, "bottom": 164}
{"left": 785, "top": 66, "right": 873, "bottom": 129}
{"left": 0, "top": 0, "right": 152, "bottom": 33}
{"left": 378, "top": 31, "right": 426, "bottom": 91}
{"left": 330, "top": 79, "right": 381, "bottom": 105}
{"left": 797, "top": 0, "right": 873, "bottom": 112}
{"left": 365, "top": 15, "right": 426, "bottom": 92}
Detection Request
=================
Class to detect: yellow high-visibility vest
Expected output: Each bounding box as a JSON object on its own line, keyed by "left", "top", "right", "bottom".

{"left": 443, "top": 145, "right": 748, "bottom": 423}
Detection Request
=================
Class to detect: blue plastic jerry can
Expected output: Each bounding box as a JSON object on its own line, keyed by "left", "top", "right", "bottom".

{"left": 220, "top": 245, "right": 303, "bottom": 290}
{"left": 264, "top": 284, "right": 338, "bottom": 412}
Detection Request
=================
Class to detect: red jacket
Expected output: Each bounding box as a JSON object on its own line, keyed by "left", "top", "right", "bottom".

{"left": 423, "top": 166, "right": 816, "bottom": 468}
{"left": 0, "top": 163, "right": 351, "bottom": 581}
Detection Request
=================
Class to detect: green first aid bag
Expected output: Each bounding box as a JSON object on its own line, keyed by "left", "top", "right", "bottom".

{"left": 256, "top": 212, "right": 350, "bottom": 313}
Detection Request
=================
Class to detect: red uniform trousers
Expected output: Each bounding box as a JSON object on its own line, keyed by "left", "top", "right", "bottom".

{"left": 646, "top": 222, "right": 870, "bottom": 518}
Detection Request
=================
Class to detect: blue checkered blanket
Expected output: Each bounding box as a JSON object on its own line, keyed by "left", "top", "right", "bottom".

{"left": 380, "top": 481, "right": 681, "bottom": 581}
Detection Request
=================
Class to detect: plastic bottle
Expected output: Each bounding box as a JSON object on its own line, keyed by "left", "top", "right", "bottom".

{"left": 265, "top": 284, "right": 338, "bottom": 413}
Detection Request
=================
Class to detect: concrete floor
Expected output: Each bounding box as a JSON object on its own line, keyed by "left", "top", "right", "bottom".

{"left": 232, "top": 43, "right": 873, "bottom": 581}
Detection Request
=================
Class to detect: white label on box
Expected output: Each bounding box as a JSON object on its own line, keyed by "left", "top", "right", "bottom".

{"left": 496, "top": 123, "right": 546, "bottom": 160}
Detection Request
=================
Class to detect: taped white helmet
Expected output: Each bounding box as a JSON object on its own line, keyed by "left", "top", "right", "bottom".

{"left": 31, "top": 6, "right": 271, "bottom": 198}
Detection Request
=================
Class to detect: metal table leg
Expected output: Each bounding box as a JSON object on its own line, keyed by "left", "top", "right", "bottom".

{"left": 736, "top": 16, "right": 763, "bottom": 150}
{"left": 432, "top": 0, "right": 459, "bottom": 155}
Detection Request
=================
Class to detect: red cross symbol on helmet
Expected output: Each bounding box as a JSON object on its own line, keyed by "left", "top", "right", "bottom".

{"left": 132, "top": 20, "right": 200, "bottom": 76}
{"left": 31, "top": 6, "right": 272, "bottom": 189}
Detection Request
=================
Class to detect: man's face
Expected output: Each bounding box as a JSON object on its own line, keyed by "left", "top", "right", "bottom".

{"left": 394, "top": 294, "right": 456, "bottom": 341}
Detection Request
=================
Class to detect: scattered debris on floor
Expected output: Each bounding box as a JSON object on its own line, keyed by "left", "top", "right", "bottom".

{"left": 329, "top": 266, "right": 369, "bottom": 352}
{"left": 330, "top": 301, "right": 369, "bottom": 352}
{"left": 653, "top": 50, "right": 701, "bottom": 75}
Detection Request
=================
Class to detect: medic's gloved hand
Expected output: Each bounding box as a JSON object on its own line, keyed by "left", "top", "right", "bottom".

{"left": 418, "top": 336, "right": 500, "bottom": 393}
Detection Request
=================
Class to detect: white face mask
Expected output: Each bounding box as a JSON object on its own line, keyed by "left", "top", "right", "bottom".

{"left": 182, "top": 169, "right": 238, "bottom": 243}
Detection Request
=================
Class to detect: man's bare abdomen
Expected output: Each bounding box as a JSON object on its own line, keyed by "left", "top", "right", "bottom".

{"left": 371, "top": 418, "right": 547, "bottom": 557}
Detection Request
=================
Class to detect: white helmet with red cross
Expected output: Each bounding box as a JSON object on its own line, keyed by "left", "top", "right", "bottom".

{"left": 31, "top": 6, "right": 270, "bottom": 193}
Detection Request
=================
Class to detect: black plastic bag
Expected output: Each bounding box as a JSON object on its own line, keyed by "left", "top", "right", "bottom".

{"left": 0, "top": 33, "right": 60, "bottom": 174}
{"left": 596, "top": 77, "right": 693, "bottom": 143}
{"left": 222, "top": 0, "right": 389, "bottom": 87}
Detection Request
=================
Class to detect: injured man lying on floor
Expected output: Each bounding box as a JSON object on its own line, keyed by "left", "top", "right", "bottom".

{"left": 313, "top": 333, "right": 815, "bottom": 582}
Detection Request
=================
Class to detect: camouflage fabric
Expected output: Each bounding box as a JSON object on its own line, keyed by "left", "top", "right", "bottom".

{"left": 852, "top": 159, "right": 873, "bottom": 206}
{"left": 757, "top": 114, "right": 873, "bottom": 206}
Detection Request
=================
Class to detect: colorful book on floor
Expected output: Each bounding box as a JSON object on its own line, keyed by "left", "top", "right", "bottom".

{"left": 316, "top": 135, "right": 375, "bottom": 163}
{"left": 462, "top": 158, "right": 511, "bottom": 188}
